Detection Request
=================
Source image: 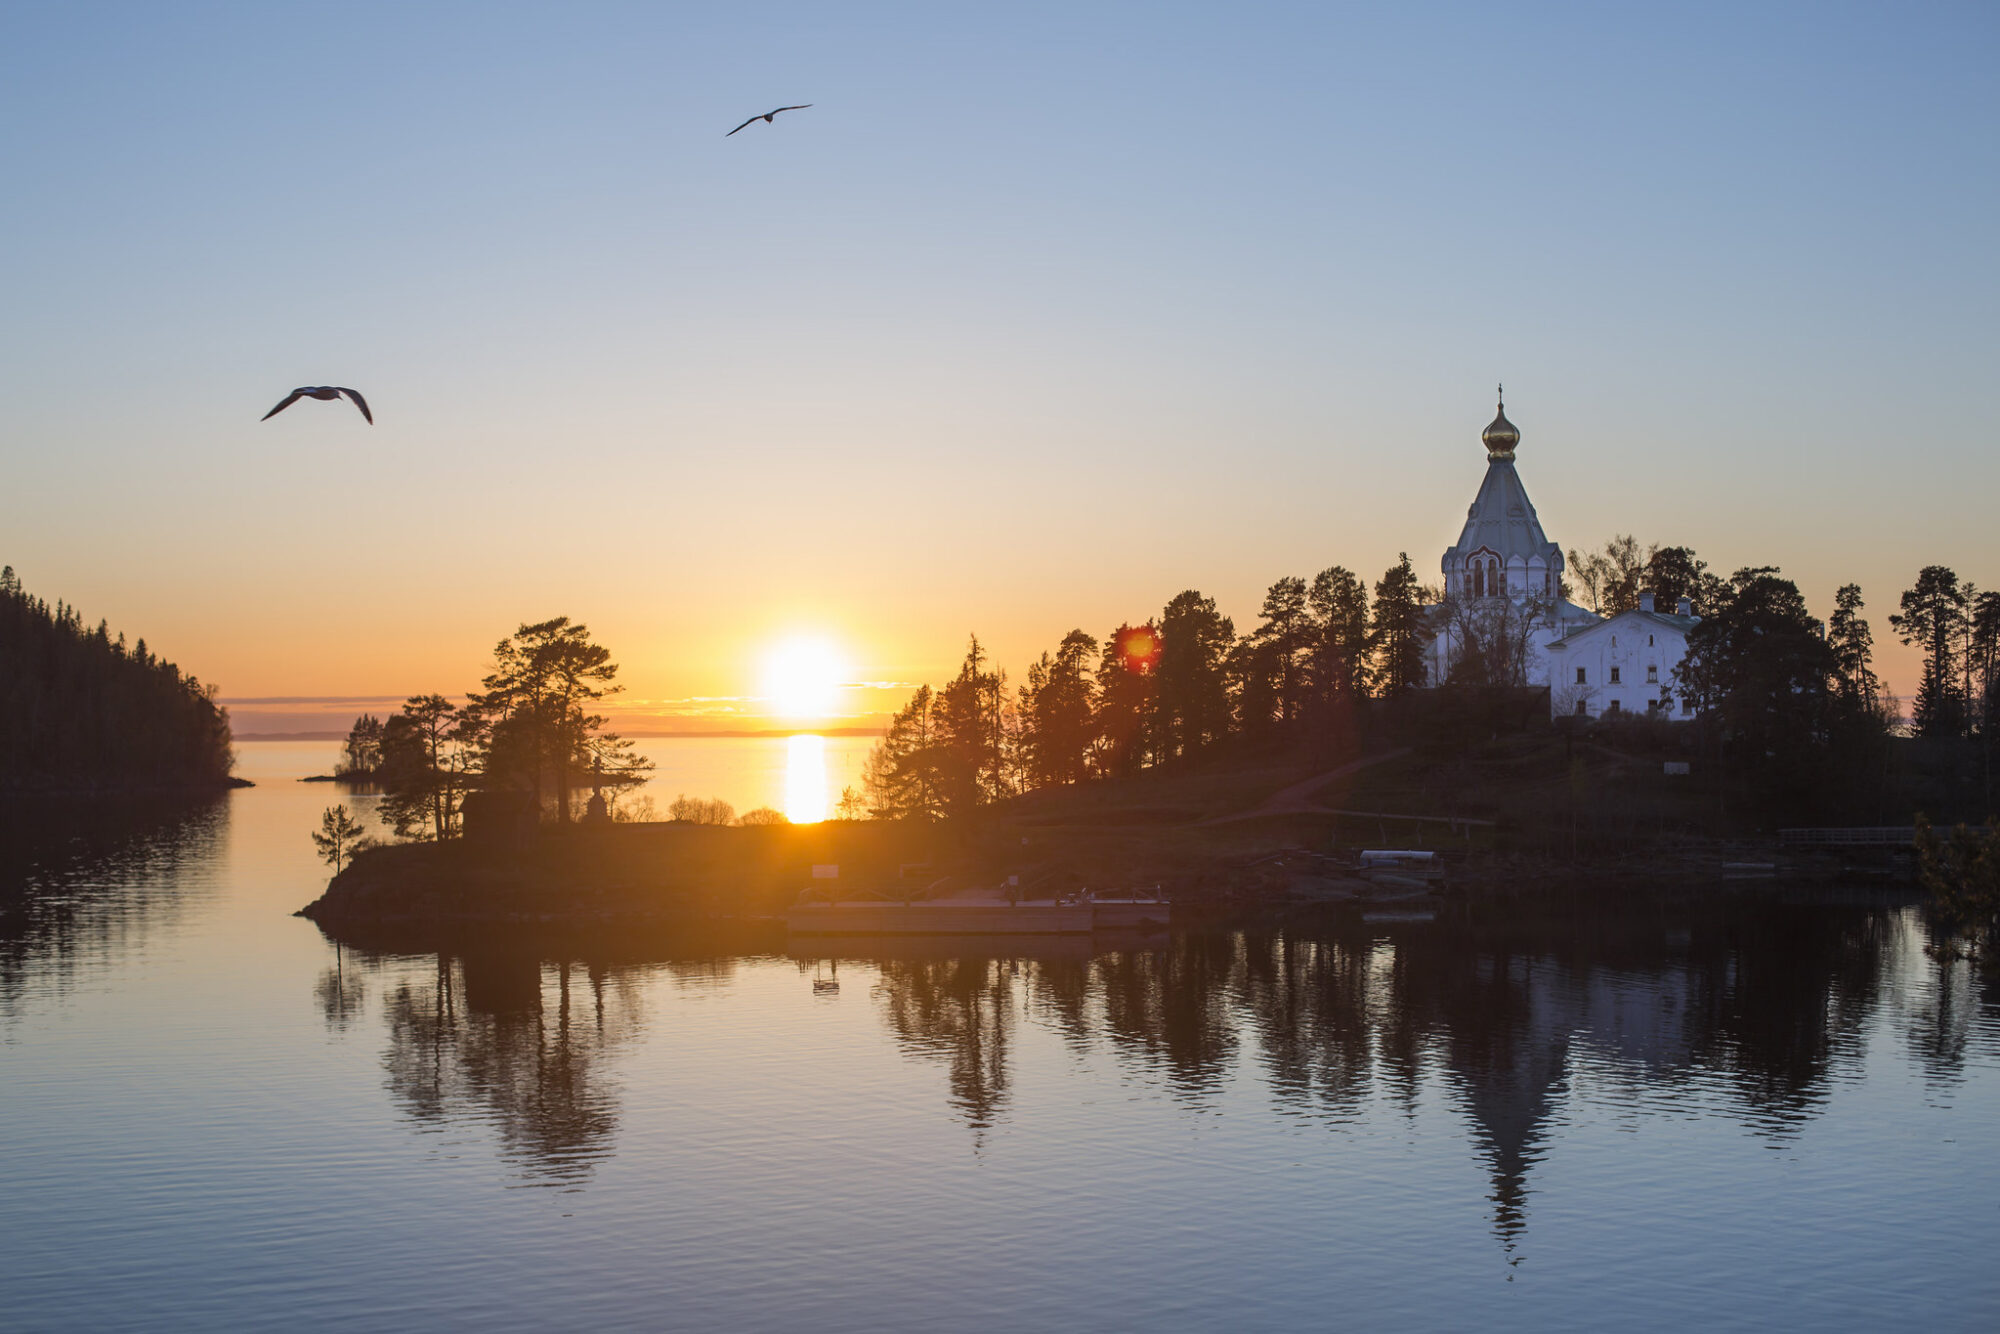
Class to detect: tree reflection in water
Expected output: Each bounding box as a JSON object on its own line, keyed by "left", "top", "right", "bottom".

{"left": 375, "top": 946, "right": 640, "bottom": 1188}
{"left": 317, "top": 899, "right": 1991, "bottom": 1245}
{"left": 0, "top": 796, "right": 224, "bottom": 1018}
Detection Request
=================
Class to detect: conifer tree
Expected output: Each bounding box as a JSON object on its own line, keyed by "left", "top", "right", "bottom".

{"left": 1827, "top": 584, "right": 1880, "bottom": 711}
{"left": 1153, "top": 591, "right": 1235, "bottom": 760}
{"left": 1890, "top": 566, "right": 1969, "bottom": 737}
{"left": 1093, "top": 623, "right": 1158, "bottom": 777}
{"left": 863, "top": 685, "right": 943, "bottom": 819}
{"left": 1370, "top": 554, "right": 1427, "bottom": 695}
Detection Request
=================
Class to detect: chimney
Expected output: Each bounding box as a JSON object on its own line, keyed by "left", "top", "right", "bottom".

{"left": 1676, "top": 596, "right": 1693, "bottom": 616}
{"left": 1640, "top": 592, "right": 1655, "bottom": 613}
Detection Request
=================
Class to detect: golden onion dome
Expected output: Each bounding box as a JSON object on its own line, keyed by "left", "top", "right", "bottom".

{"left": 1481, "top": 385, "right": 1519, "bottom": 459}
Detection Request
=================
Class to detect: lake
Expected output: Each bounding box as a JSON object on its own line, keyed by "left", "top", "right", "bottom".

{"left": 3, "top": 740, "right": 1998, "bottom": 1330}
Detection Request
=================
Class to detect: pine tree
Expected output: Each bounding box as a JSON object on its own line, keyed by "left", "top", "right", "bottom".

{"left": 864, "top": 685, "right": 943, "bottom": 819}
{"left": 1370, "top": 554, "right": 1427, "bottom": 695}
{"left": 311, "top": 804, "right": 374, "bottom": 873}
{"left": 1154, "top": 591, "right": 1235, "bottom": 760}
{"left": 1827, "top": 584, "right": 1880, "bottom": 711}
{"left": 1890, "top": 566, "right": 1969, "bottom": 737}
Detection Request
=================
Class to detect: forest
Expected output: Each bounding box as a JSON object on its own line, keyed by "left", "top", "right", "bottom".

{"left": 863, "top": 539, "right": 2000, "bottom": 824}
{"left": 0, "top": 566, "right": 235, "bottom": 791}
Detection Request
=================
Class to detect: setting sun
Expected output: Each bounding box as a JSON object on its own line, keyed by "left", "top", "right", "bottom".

{"left": 762, "top": 637, "right": 846, "bottom": 719}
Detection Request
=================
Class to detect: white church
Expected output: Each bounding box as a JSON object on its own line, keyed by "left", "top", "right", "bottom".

{"left": 1422, "top": 392, "right": 1699, "bottom": 719}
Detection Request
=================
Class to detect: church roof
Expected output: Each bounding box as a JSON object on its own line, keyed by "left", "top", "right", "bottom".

{"left": 1448, "top": 456, "right": 1562, "bottom": 566}
{"left": 1445, "top": 390, "right": 1562, "bottom": 569}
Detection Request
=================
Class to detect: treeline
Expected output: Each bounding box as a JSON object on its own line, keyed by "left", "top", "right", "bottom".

{"left": 864, "top": 539, "right": 1996, "bottom": 821}
{"left": 335, "top": 616, "right": 651, "bottom": 840}
{"left": 0, "top": 566, "right": 233, "bottom": 791}
{"left": 863, "top": 554, "right": 1429, "bottom": 820}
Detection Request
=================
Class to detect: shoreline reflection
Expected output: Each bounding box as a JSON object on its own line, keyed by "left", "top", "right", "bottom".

{"left": 318, "top": 896, "right": 1994, "bottom": 1244}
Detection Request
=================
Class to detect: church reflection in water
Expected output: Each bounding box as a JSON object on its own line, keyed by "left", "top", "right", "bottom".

{"left": 320, "top": 899, "right": 1993, "bottom": 1232}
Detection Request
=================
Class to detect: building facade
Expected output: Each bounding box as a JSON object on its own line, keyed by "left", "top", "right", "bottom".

{"left": 1422, "top": 393, "right": 1697, "bottom": 718}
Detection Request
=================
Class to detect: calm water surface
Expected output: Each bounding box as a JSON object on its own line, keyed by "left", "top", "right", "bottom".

{"left": 4, "top": 743, "right": 1998, "bottom": 1330}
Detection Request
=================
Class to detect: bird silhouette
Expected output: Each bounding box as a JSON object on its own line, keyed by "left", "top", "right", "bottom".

{"left": 726, "top": 104, "right": 812, "bottom": 136}
{"left": 261, "top": 386, "right": 372, "bottom": 424}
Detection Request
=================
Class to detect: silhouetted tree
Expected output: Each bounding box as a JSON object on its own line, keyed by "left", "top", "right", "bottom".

{"left": 1229, "top": 576, "right": 1311, "bottom": 736}
{"left": 1676, "top": 567, "right": 1838, "bottom": 808}
{"left": 1890, "top": 566, "right": 1969, "bottom": 737}
{"left": 737, "top": 807, "right": 790, "bottom": 825}
{"left": 1020, "top": 629, "right": 1098, "bottom": 787}
{"left": 1827, "top": 584, "right": 1880, "bottom": 711}
{"left": 1154, "top": 591, "right": 1235, "bottom": 760}
{"left": 469, "top": 617, "right": 648, "bottom": 820}
{"left": 932, "top": 636, "right": 1007, "bottom": 817}
{"left": 312, "top": 804, "right": 373, "bottom": 872}
{"left": 1370, "top": 554, "right": 1427, "bottom": 695}
{"left": 1301, "top": 565, "right": 1369, "bottom": 750}
{"left": 1643, "top": 545, "right": 1726, "bottom": 612}
{"left": 864, "top": 685, "right": 944, "bottom": 819}
{"left": 1971, "top": 590, "right": 2000, "bottom": 737}
{"left": 1093, "top": 623, "right": 1159, "bottom": 777}
{"left": 338, "top": 713, "right": 384, "bottom": 777}
{"left": 378, "top": 694, "right": 475, "bottom": 841}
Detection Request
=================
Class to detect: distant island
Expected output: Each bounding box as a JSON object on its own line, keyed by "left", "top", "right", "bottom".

{"left": 0, "top": 566, "right": 238, "bottom": 792}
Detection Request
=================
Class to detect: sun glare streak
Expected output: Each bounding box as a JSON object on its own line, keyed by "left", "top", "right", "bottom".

{"left": 785, "top": 733, "right": 827, "bottom": 823}
{"left": 763, "top": 637, "right": 846, "bottom": 718}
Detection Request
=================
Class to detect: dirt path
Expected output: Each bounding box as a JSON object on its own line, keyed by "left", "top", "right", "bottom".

{"left": 1194, "top": 748, "right": 1412, "bottom": 826}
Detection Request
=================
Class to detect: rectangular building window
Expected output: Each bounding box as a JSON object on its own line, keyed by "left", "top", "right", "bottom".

{"left": 1576, "top": 667, "right": 1587, "bottom": 685}
{"left": 1608, "top": 699, "right": 1622, "bottom": 714}
{"left": 1575, "top": 699, "right": 1587, "bottom": 716}
{"left": 1610, "top": 666, "right": 1622, "bottom": 684}
{"left": 1647, "top": 665, "right": 1658, "bottom": 683}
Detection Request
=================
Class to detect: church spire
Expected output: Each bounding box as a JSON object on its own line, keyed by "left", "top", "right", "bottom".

{"left": 1481, "top": 384, "right": 1520, "bottom": 460}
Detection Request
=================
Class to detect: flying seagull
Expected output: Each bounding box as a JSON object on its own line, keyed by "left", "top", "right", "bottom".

{"left": 261, "top": 386, "right": 373, "bottom": 424}
{"left": 726, "top": 104, "right": 811, "bottom": 136}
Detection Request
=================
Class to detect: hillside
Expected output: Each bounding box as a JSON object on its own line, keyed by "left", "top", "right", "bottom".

{"left": 0, "top": 566, "right": 235, "bottom": 792}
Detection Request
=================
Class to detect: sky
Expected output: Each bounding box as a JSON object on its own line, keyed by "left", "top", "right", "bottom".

{"left": 2, "top": 1, "right": 1995, "bottom": 732}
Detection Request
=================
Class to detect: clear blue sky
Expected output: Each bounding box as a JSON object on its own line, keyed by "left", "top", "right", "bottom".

{"left": 2, "top": 1, "right": 1994, "bottom": 723}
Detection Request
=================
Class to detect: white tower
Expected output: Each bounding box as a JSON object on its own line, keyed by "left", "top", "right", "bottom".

{"left": 1426, "top": 390, "right": 1599, "bottom": 687}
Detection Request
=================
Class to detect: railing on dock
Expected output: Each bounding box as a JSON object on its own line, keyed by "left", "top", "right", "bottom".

{"left": 1777, "top": 827, "right": 1917, "bottom": 847}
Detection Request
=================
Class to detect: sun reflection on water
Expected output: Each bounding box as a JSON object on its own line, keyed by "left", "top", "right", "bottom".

{"left": 784, "top": 733, "right": 827, "bottom": 823}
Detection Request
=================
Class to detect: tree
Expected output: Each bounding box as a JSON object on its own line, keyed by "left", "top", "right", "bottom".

{"left": 1438, "top": 591, "right": 1544, "bottom": 688}
{"left": 1299, "top": 565, "right": 1370, "bottom": 750}
{"left": 377, "top": 694, "right": 475, "bottom": 841}
{"left": 312, "top": 804, "right": 374, "bottom": 873}
{"left": 1153, "top": 591, "right": 1235, "bottom": 760}
{"left": 1643, "top": 546, "right": 1726, "bottom": 613}
{"left": 1674, "top": 567, "right": 1838, "bottom": 805}
{"left": 835, "top": 785, "right": 867, "bottom": 820}
{"left": 338, "top": 714, "right": 384, "bottom": 777}
{"left": 1020, "top": 629, "right": 1098, "bottom": 788}
{"left": 469, "top": 617, "right": 649, "bottom": 820}
{"left": 1228, "top": 576, "right": 1314, "bottom": 737}
{"left": 931, "top": 635, "right": 1007, "bottom": 817}
{"left": 1970, "top": 590, "right": 2000, "bottom": 737}
{"left": 1093, "top": 623, "right": 1159, "bottom": 777}
{"left": 1370, "top": 554, "right": 1427, "bottom": 695}
{"left": 738, "top": 807, "right": 790, "bottom": 825}
{"left": 1916, "top": 816, "right": 2000, "bottom": 960}
{"left": 667, "top": 794, "right": 735, "bottom": 825}
{"left": 864, "top": 685, "right": 944, "bottom": 819}
{"left": 1889, "top": 566, "right": 1969, "bottom": 737}
{"left": 1826, "top": 583, "right": 1880, "bottom": 711}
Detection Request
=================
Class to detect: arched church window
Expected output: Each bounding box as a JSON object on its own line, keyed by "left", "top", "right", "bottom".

{"left": 1473, "top": 564, "right": 1484, "bottom": 598}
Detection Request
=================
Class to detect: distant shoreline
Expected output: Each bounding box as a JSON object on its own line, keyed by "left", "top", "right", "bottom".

{"left": 239, "top": 728, "right": 887, "bottom": 742}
